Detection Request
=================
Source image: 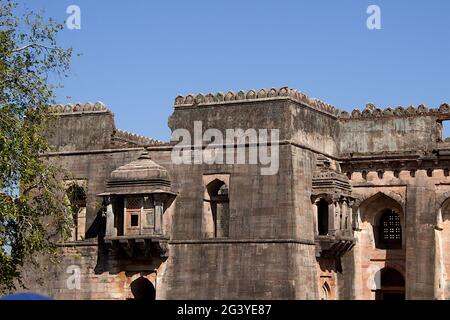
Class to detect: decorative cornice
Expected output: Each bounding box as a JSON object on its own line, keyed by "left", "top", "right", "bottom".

{"left": 339, "top": 103, "right": 450, "bottom": 120}
{"left": 49, "top": 102, "right": 108, "bottom": 114}
{"left": 174, "top": 87, "right": 341, "bottom": 117}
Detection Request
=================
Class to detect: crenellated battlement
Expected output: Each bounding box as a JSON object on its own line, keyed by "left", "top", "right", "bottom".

{"left": 48, "top": 102, "right": 109, "bottom": 114}
{"left": 113, "top": 129, "right": 167, "bottom": 147}
{"left": 340, "top": 103, "right": 450, "bottom": 120}
{"left": 174, "top": 87, "right": 342, "bottom": 117}
{"left": 174, "top": 87, "right": 450, "bottom": 121}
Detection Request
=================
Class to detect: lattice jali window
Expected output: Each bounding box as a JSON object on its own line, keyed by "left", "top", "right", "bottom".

{"left": 127, "top": 198, "right": 142, "bottom": 210}
{"left": 126, "top": 198, "right": 142, "bottom": 230}
{"left": 379, "top": 210, "right": 402, "bottom": 249}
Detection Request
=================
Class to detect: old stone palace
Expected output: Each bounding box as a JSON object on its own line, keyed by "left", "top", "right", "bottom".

{"left": 24, "top": 87, "right": 450, "bottom": 300}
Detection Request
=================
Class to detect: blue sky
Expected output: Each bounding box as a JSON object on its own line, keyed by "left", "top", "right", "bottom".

{"left": 17, "top": 0, "right": 450, "bottom": 141}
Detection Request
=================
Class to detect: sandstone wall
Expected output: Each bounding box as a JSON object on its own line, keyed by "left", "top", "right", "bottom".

{"left": 20, "top": 242, "right": 164, "bottom": 300}
{"left": 16, "top": 90, "right": 450, "bottom": 300}
{"left": 339, "top": 113, "right": 442, "bottom": 155}
{"left": 46, "top": 108, "right": 115, "bottom": 152}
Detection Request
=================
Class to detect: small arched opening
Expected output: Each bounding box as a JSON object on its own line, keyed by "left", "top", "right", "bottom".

{"left": 66, "top": 184, "right": 87, "bottom": 241}
{"left": 204, "top": 179, "right": 230, "bottom": 238}
{"left": 375, "top": 267, "right": 405, "bottom": 300}
{"left": 130, "top": 277, "right": 156, "bottom": 300}
{"left": 320, "top": 282, "right": 331, "bottom": 300}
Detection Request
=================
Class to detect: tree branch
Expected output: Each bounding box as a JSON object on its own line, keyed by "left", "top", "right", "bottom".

{"left": 11, "top": 43, "right": 61, "bottom": 53}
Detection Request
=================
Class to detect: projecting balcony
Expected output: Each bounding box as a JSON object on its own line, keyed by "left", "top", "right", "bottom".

{"left": 315, "top": 235, "right": 356, "bottom": 258}
{"left": 98, "top": 151, "right": 176, "bottom": 260}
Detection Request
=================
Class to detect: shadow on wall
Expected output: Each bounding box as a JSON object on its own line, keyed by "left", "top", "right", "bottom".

{"left": 86, "top": 207, "right": 107, "bottom": 239}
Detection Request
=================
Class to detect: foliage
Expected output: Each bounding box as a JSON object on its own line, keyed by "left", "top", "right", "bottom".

{"left": 0, "top": 0, "right": 73, "bottom": 292}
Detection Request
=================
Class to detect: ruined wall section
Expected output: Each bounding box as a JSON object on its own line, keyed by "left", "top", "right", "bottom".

{"left": 47, "top": 103, "right": 115, "bottom": 151}
{"left": 20, "top": 243, "right": 164, "bottom": 300}
{"left": 288, "top": 101, "right": 340, "bottom": 157}
{"left": 47, "top": 102, "right": 167, "bottom": 152}
{"left": 338, "top": 103, "right": 450, "bottom": 155}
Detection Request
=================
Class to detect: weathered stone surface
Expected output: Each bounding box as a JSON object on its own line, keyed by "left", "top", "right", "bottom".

{"left": 18, "top": 87, "right": 450, "bottom": 300}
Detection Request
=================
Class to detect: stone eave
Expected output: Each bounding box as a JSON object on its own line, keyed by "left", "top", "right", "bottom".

{"left": 98, "top": 190, "right": 177, "bottom": 197}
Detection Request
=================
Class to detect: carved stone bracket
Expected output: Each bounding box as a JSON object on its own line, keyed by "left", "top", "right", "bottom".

{"left": 104, "top": 236, "right": 169, "bottom": 259}
{"left": 315, "top": 235, "right": 356, "bottom": 258}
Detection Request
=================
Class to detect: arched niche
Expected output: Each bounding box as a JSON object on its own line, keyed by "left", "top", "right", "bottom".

{"left": 66, "top": 183, "right": 87, "bottom": 241}
{"left": 203, "top": 176, "right": 230, "bottom": 238}
{"left": 357, "top": 192, "right": 405, "bottom": 249}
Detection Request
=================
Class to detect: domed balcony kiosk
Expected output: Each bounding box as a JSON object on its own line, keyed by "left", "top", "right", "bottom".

{"left": 99, "top": 151, "right": 176, "bottom": 258}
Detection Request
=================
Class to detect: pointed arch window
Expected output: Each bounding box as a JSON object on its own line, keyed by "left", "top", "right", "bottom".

{"left": 320, "top": 282, "right": 331, "bottom": 300}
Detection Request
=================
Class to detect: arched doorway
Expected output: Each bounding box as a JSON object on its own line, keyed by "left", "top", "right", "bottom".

{"left": 375, "top": 267, "right": 405, "bottom": 300}
{"left": 130, "top": 277, "right": 156, "bottom": 300}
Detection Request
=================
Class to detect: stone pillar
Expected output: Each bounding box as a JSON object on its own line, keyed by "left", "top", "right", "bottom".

{"left": 348, "top": 199, "right": 355, "bottom": 231}
{"left": 105, "top": 197, "right": 117, "bottom": 237}
{"left": 352, "top": 207, "right": 362, "bottom": 232}
{"left": 434, "top": 208, "right": 446, "bottom": 299}
{"left": 313, "top": 200, "right": 319, "bottom": 235}
{"left": 341, "top": 201, "right": 348, "bottom": 231}
{"left": 154, "top": 196, "right": 164, "bottom": 235}
{"left": 328, "top": 202, "right": 336, "bottom": 236}
{"left": 350, "top": 204, "right": 363, "bottom": 299}
{"left": 405, "top": 170, "right": 436, "bottom": 299}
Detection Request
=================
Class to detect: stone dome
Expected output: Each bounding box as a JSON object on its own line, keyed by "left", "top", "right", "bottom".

{"left": 106, "top": 151, "right": 172, "bottom": 195}
{"left": 110, "top": 151, "right": 170, "bottom": 181}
